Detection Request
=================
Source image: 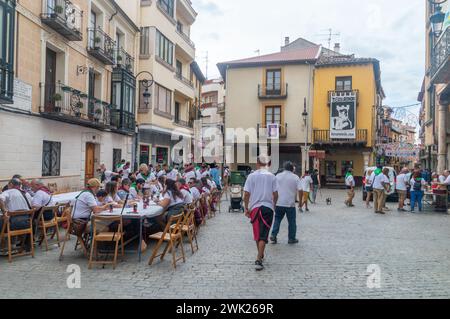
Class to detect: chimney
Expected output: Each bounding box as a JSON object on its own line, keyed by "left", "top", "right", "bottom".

{"left": 284, "top": 37, "right": 290, "bottom": 46}
{"left": 334, "top": 43, "right": 341, "bottom": 53}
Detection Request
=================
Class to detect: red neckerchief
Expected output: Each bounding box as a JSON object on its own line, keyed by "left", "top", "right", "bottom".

{"left": 179, "top": 184, "right": 190, "bottom": 192}
{"left": 38, "top": 186, "right": 52, "bottom": 195}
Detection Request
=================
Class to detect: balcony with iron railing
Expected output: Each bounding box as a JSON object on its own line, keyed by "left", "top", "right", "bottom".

{"left": 41, "top": 0, "right": 83, "bottom": 41}
{"left": 327, "top": 89, "right": 359, "bottom": 105}
{"left": 114, "top": 47, "right": 134, "bottom": 74}
{"left": 175, "top": 72, "right": 194, "bottom": 88}
{"left": 257, "top": 123, "right": 288, "bottom": 139}
{"left": 313, "top": 129, "right": 368, "bottom": 145}
{"left": 258, "top": 84, "right": 288, "bottom": 99}
{"left": 39, "top": 82, "right": 117, "bottom": 130}
{"left": 87, "top": 27, "right": 116, "bottom": 65}
{"left": 110, "top": 109, "right": 135, "bottom": 132}
{"left": 431, "top": 27, "right": 450, "bottom": 84}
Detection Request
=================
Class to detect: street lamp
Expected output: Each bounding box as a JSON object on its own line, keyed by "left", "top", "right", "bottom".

{"left": 429, "top": 0, "right": 447, "bottom": 37}
{"left": 136, "top": 71, "right": 154, "bottom": 108}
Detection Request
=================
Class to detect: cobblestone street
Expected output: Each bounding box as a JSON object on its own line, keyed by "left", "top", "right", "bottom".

{"left": 1, "top": 189, "right": 450, "bottom": 299}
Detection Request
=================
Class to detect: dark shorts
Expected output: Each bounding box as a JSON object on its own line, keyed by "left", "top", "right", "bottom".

{"left": 250, "top": 206, "right": 274, "bottom": 243}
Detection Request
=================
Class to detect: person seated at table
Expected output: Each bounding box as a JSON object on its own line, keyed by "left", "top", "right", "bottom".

{"left": 110, "top": 175, "right": 122, "bottom": 189}
{"left": 117, "top": 178, "right": 136, "bottom": 201}
{"left": 156, "top": 179, "right": 185, "bottom": 227}
{"left": 71, "top": 179, "right": 109, "bottom": 234}
{"left": 30, "top": 179, "right": 54, "bottom": 220}
{"left": 177, "top": 178, "right": 193, "bottom": 205}
{"left": 95, "top": 189, "right": 108, "bottom": 205}
{"left": 188, "top": 179, "right": 201, "bottom": 201}
{"left": 104, "top": 181, "right": 123, "bottom": 208}
{"left": 130, "top": 178, "right": 145, "bottom": 200}
{"left": 137, "top": 164, "right": 156, "bottom": 190}
{"left": 201, "top": 177, "right": 212, "bottom": 194}
{"left": 0, "top": 178, "right": 34, "bottom": 251}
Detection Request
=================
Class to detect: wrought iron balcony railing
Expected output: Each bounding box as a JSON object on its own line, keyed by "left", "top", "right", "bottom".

{"left": 327, "top": 89, "right": 359, "bottom": 105}
{"left": 175, "top": 72, "right": 194, "bottom": 88}
{"left": 431, "top": 27, "right": 450, "bottom": 84}
{"left": 176, "top": 28, "right": 195, "bottom": 48}
{"left": 257, "top": 123, "right": 288, "bottom": 139}
{"left": 313, "top": 129, "right": 368, "bottom": 145}
{"left": 114, "top": 47, "right": 134, "bottom": 74}
{"left": 41, "top": 0, "right": 83, "bottom": 41}
{"left": 87, "top": 27, "right": 116, "bottom": 65}
{"left": 258, "top": 84, "right": 288, "bottom": 99}
{"left": 110, "top": 109, "right": 135, "bottom": 132}
{"left": 39, "top": 82, "right": 113, "bottom": 129}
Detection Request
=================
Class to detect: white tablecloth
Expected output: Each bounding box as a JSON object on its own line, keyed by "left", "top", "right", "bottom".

{"left": 52, "top": 192, "right": 80, "bottom": 204}
{"left": 100, "top": 202, "right": 164, "bottom": 219}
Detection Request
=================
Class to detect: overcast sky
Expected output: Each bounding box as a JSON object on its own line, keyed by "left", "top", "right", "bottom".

{"left": 190, "top": 0, "right": 425, "bottom": 111}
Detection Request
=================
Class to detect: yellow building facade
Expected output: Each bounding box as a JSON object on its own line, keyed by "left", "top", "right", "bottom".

{"left": 312, "top": 55, "right": 384, "bottom": 186}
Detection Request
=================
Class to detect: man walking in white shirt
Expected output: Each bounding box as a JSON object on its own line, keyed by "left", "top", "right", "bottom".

{"left": 244, "top": 155, "right": 278, "bottom": 271}
{"left": 270, "top": 162, "right": 301, "bottom": 245}
{"left": 372, "top": 168, "right": 390, "bottom": 214}
{"left": 344, "top": 169, "right": 356, "bottom": 207}
{"left": 396, "top": 168, "right": 409, "bottom": 212}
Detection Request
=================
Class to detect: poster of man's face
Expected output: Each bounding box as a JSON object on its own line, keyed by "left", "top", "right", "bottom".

{"left": 331, "top": 103, "right": 355, "bottom": 131}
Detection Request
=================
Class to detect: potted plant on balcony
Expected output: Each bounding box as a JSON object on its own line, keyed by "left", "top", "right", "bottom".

{"left": 116, "top": 55, "right": 123, "bottom": 63}
{"left": 53, "top": 93, "right": 62, "bottom": 112}
{"left": 61, "top": 85, "right": 72, "bottom": 93}
{"left": 75, "top": 101, "right": 83, "bottom": 117}
{"left": 55, "top": 5, "right": 64, "bottom": 15}
{"left": 94, "top": 108, "right": 102, "bottom": 123}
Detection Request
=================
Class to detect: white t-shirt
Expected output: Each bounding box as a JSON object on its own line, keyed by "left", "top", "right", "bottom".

{"left": 0, "top": 189, "right": 32, "bottom": 212}
{"left": 103, "top": 170, "right": 114, "bottom": 183}
{"left": 368, "top": 172, "right": 376, "bottom": 186}
{"left": 163, "top": 191, "right": 184, "bottom": 208}
{"left": 396, "top": 173, "right": 408, "bottom": 191}
{"left": 137, "top": 172, "right": 156, "bottom": 189}
{"left": 276, "top": 171, "right": 302, "bottom": 208}
{"left": 345, "top": 175, "right": 355, "bottom": 187}
{"left": 184, "top": 170, "right": 196, "bottom": 183}
{"left": 72, "top": 191, "right": 98, "bottom": 219}
{"left": 105, "top": 193, "right": 121, "bottom": 203}
{"left": 207, "top": 179, "right": 216, "bottom": 189}
{"left": 181, "top": 189, "right": 193, "bottom": 204}
{"left": 373, "top": 174, "right": 389, "bottom": 190}
{"left": 32, "top": 190, "right": 53, "bottom": 208}
{"left": 243, "top": 169, "right": 278, "bottom": 211}
{"left": 122, "top": 167, "right": 131, "bottom": 179}
{"left": 190, "top": 187, "right": 201, "bottom": 200}
{"left": 439, "top": 175, "right": 446, "bottom": 183}
{"left": 166, "top": 169, "right": 179, "bottom": 181}
{"left": 443, "top": 175, "right": 450, "bottom": 185}
{"left": 201, "top": 170, "right": 210, "bottom": 178}
{"left": 156, "top": 170, "right": 166, "bottom": 178}
{"left": 301, "top": 175, "right": 313, "bottom": 193}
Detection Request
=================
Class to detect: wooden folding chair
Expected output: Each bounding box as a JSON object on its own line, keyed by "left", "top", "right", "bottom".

{"left": 36, "top": 206, "right": 60, "bottom": 251}
{"left": 59, "top": 211, "right": 90, "bottom": 261}
{"left": 175, "top": 208, "right": 198, "bottom": 254}
{"left": 148, "top": 214, "right": 185, "bottom": 269}
{"left": 88, "top": 215, "right": 124, "bottom": 270}
{"left": 0, "top": 209, "right": 35, "bottom": 263}
{"left": 208, "top": 194, "right": 216, "bottom": 218}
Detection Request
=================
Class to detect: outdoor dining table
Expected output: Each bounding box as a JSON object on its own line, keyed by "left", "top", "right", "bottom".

{"left": 52, "top": 192, "right": 80, "bottom": 205}
{"left": 98, "top": 202, "right": 164, "bottom": 262}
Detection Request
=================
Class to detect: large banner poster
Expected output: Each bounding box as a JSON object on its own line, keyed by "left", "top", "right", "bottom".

{"left": 330, "top": 92, "right": 357, "bottom": 139}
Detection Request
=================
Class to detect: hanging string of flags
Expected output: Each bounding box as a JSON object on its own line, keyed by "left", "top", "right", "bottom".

{"left": 377, "top": 142, "right": 420, "bottom": 158}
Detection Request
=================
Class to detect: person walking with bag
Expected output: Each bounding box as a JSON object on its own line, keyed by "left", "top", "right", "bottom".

{"left": 244, "top": 156, "right": 278, "bottom": 271}
{"left": 270, "top": 162, "right": 301, "bottom": 245}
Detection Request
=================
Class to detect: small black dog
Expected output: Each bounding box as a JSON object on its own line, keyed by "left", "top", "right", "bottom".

{"left": 326, "top": 198, "right": 332, "bottom": 205}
